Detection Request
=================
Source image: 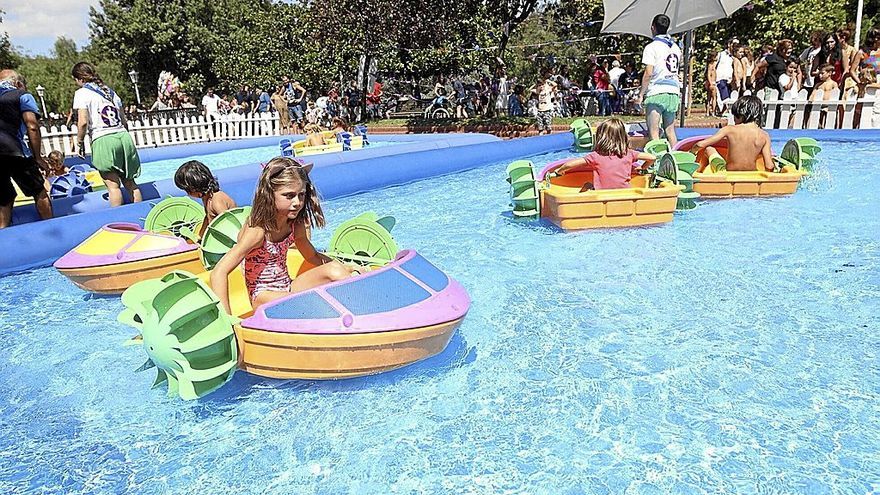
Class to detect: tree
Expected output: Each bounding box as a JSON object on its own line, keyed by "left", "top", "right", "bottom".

{"left": 89, "top": 0, "right": 222, "bottom": 98}
{"left": 484, "top": 0, "right": 541, "bottom": 57}
{"left": 14, "top": 37, "right": 132, "bottom": 116}
{"left": 0, "top": 10, "right": 19, "bottom": 69}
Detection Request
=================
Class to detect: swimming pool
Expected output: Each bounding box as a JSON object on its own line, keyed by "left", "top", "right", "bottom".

{"left": 1, "top": 136, "right": 878, "bottom": 493}
{"left": 137, "top": 141, "right": 400, "bottom": 183}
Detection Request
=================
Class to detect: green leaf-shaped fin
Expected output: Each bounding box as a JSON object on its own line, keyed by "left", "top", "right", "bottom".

{"left": 119, "top": 270, "right": 239, "bottom": 400}
{"left": 644, "top": 139, "right": 671, "bottom": 156}
{"left": 780, "top": 137, "right": 822, "bottom": 172}
{"left": 199, "top": 206, "right": 252, "bottom": 271}
{"left": 326, "top": 212, "right": 400, "bottom": 268}
{"left": 569, "top": 119, "right": 594, "bottom": 152}
{"left": 506, "top": 160, "right": 540, "bottom": 219}
{"left": 143, "top": 197, "right": 204, "bottom": 239}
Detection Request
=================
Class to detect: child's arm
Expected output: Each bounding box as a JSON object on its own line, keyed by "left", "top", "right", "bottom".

{"left": 293, "top": 222, "right": 332, "bottom": 267}
{"left": 691, "top": 127, "right": 729, "bottom": 154}
{"left": 635, "top": 152, "right": 656, "bottom": 164}
{"left": 760, "top": 136, "right": 774, "bottom": 172}
{"left": 554, "top": 157, "right": 589, "bottom": 176}
{"left": 210, "top": 226, "right": 264, "bottom": 314}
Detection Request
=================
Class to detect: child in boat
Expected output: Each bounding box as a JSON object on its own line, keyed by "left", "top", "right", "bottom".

{"left": 304, "top": 123, "right": 326, "bottom": 146}
{"left": 555, "top": 117, "right": 655, "bottom": 190}
{"left": 331, "top": 117, "right": 348, "bottom": 134}
{"left": 174, "top": 160, "right": 236, "bottom": 238}
{"left": 691, "top": 96, "right": 775, "bottom": 173}
{"left": 45, "top": 151, "right": 68, "bottom": 178}
{"left": 210, "top": 156, "right": 353, "bottom": 313}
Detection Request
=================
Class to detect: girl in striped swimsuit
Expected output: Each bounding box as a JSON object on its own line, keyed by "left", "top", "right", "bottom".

{"left": 209, "top": 157, "right": 353, "bottom": 314}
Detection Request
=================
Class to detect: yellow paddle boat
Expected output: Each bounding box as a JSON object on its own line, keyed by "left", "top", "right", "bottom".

{"left": 673, "top": 136, "right": 821, "bottom": 197}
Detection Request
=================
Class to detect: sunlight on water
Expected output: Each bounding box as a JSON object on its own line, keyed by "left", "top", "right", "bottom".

{"left": 1, "top": 138, "right": 878, "bottom": 494}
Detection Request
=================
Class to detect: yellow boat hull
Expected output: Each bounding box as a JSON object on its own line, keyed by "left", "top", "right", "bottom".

{"left": 679, "top": 138, "right": 806, "bottom": 197}
{"left": 542, "top": 173, "right": 683, "bottom": 230}
{"left": 692, "top": 171, "right": 804, "bottom": 197}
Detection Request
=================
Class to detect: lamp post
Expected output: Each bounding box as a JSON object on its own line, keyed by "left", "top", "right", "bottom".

{"left": 35, "top": 85, "right": 48, "bottom": 118}
{"left": 128, "top": 70, "right": 141, "bottom": 106}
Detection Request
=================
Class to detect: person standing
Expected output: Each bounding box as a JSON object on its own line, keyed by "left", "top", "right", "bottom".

{"left": 71, "top": 62, "right": 141, "bottom": 207}
{"left": 533, "top": 68, "right": 557, "bottom": 135}
{"left": 201, "top": 87, "right": 222, "bottom": 120}
{"left": 634, "top": 14, "right": 683, "bottom": 147}
{"left": 0, "top": 69, "right": 52, "bottom": 228}
{"left": 753, "top": 39, "right": 793, "bottom": 98}
{"left": 799, "top": 31, "right": 824, "bottom": 96}
{"left": 494, "top": 66, "right": 509, "bottom": 117}
{"left": 256, "top": 87, "right": 271, "bottom": 114}
{"left": 271, "top": 85, "right": 291, "bottom": 134}
{"left": 715, "top": 38, "right": 739, "bottom": 103}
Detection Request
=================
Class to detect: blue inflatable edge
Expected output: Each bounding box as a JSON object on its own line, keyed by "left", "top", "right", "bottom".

{"left": 0, "top": 128, "right": 866, "bottom": 276}
{"left": 0, "top": 132, "right": 561, "bottom": 275}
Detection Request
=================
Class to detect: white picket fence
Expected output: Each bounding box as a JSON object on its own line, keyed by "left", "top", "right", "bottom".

{"left": 40, "top": 112, "right": 284, "bottom": 155}
{"left": 722, "top": 85, "right": 880, "bottom": 130}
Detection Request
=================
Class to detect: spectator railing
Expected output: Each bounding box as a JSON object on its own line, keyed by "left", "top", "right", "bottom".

{"left": 755, "top": 86, "right": 879, "bottom": 130}
{"left": 39, "top": 112, "right": 284, "bottom": 155}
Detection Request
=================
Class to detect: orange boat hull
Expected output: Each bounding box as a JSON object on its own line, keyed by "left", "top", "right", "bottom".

{"left": 235, "top": 317, "right": 463, "bottom": 380}
{"left": 57, "top": 249, "right": 204, "bottom": 294}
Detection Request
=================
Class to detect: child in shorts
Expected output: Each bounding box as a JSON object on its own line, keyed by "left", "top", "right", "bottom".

{"left": 690, "top": 96, "right": 775, "bottom": 172}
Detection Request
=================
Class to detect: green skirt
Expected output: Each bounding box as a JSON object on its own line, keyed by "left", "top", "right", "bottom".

{"left": 91, "top": 131, "right": 141, "bottom": 180}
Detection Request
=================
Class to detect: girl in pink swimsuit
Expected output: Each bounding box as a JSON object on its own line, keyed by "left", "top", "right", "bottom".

{"left": 209, "top": 157, "right": 353, "bottom": 314}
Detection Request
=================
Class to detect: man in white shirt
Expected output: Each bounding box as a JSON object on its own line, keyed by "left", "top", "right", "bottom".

{"left": 715, "top": 38, "right": 738, "bottom": 102}
{"left": 634, "top": 14, "right": 683, "bottom": 146}
{"left": 201, "top": 88, "right": 222, "bottom": 120}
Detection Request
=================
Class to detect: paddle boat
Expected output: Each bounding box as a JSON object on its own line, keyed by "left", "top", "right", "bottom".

{"left": 14, "top": 164, "right": 104, "bottom": 207}
{"left": 54, "top": 197, "right": 216, "bottom": 294}
{"left": 506, "top": 127, "right": 686, "bottom": 230}
{"left": 671, "top": 136, "right": 821, "bottom": 197}
{"left": 280, "top": 125, "right": 369, "bottom": 157}
{"left": 117, "top": 212, "right": 470, "bottom": 400}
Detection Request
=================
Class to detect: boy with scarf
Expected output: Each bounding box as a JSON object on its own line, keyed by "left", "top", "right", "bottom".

{"left": 634, "top": 14, "right": 682, "bottom": 147}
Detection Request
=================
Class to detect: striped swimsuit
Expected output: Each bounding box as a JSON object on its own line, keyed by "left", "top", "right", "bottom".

{"left": 244, "top": 227, "right": 297, "bottom": 302}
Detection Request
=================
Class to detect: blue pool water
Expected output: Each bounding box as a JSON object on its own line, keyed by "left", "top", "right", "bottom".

{"left": 138, "top": 141, "right": 400, "bottom": 183}
{"left": 2, "top": 138, "right": 879, "bottom": 493}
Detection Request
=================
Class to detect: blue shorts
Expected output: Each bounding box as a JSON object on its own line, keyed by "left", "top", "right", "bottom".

{"left": 288, "top": 106, "right": 304, "bottom": 122}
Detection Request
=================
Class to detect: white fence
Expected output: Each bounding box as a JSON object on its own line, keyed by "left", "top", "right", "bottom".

{"left": 722, "top": 85, "right": 880, "bottom": 130}
{"left": 40, "top": 112, "right": 284, "bottom": 155}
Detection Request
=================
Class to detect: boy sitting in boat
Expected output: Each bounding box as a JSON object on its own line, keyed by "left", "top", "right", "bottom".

{"left": 304, "top": 123, "right": 327, "bottom": 147}
{"left": 555, "top": 117, "right": 655, "bottom": 190}
{"left": 691, "top": 96, "right": 775, "bottom": 173}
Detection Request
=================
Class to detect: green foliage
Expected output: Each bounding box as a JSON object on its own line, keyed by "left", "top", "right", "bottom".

{"left": 6, "top": 0, "right": 873, "bottom": 116}
{"left": 14, "top": 38, "right": 132, "bottom": 115}
{"left": 0, "top": 10, "right": 19, "bottom": 69}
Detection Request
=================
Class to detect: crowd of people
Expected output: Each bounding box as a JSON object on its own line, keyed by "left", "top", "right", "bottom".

{"left": 5, "top": 13, "right": 880, "bottom": 230}
{"left": 705, "top": 26, "right": 877, "bottom": 116}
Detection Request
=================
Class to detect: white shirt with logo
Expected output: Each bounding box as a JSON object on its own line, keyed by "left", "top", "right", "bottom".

{"left": 641, "top": 36, "right": 682, "bottom": 97}
{"left": 73, "top": 86, "right": 125, "bottom": 140}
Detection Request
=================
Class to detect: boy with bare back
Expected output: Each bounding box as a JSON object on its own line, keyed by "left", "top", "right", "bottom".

{"left": 690, "top": 96, "right": 775, "bottom": 173}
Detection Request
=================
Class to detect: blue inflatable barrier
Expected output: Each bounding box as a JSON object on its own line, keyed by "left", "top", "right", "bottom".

{"left": 0, "top": 132, "right": 568, "bottom": 275}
